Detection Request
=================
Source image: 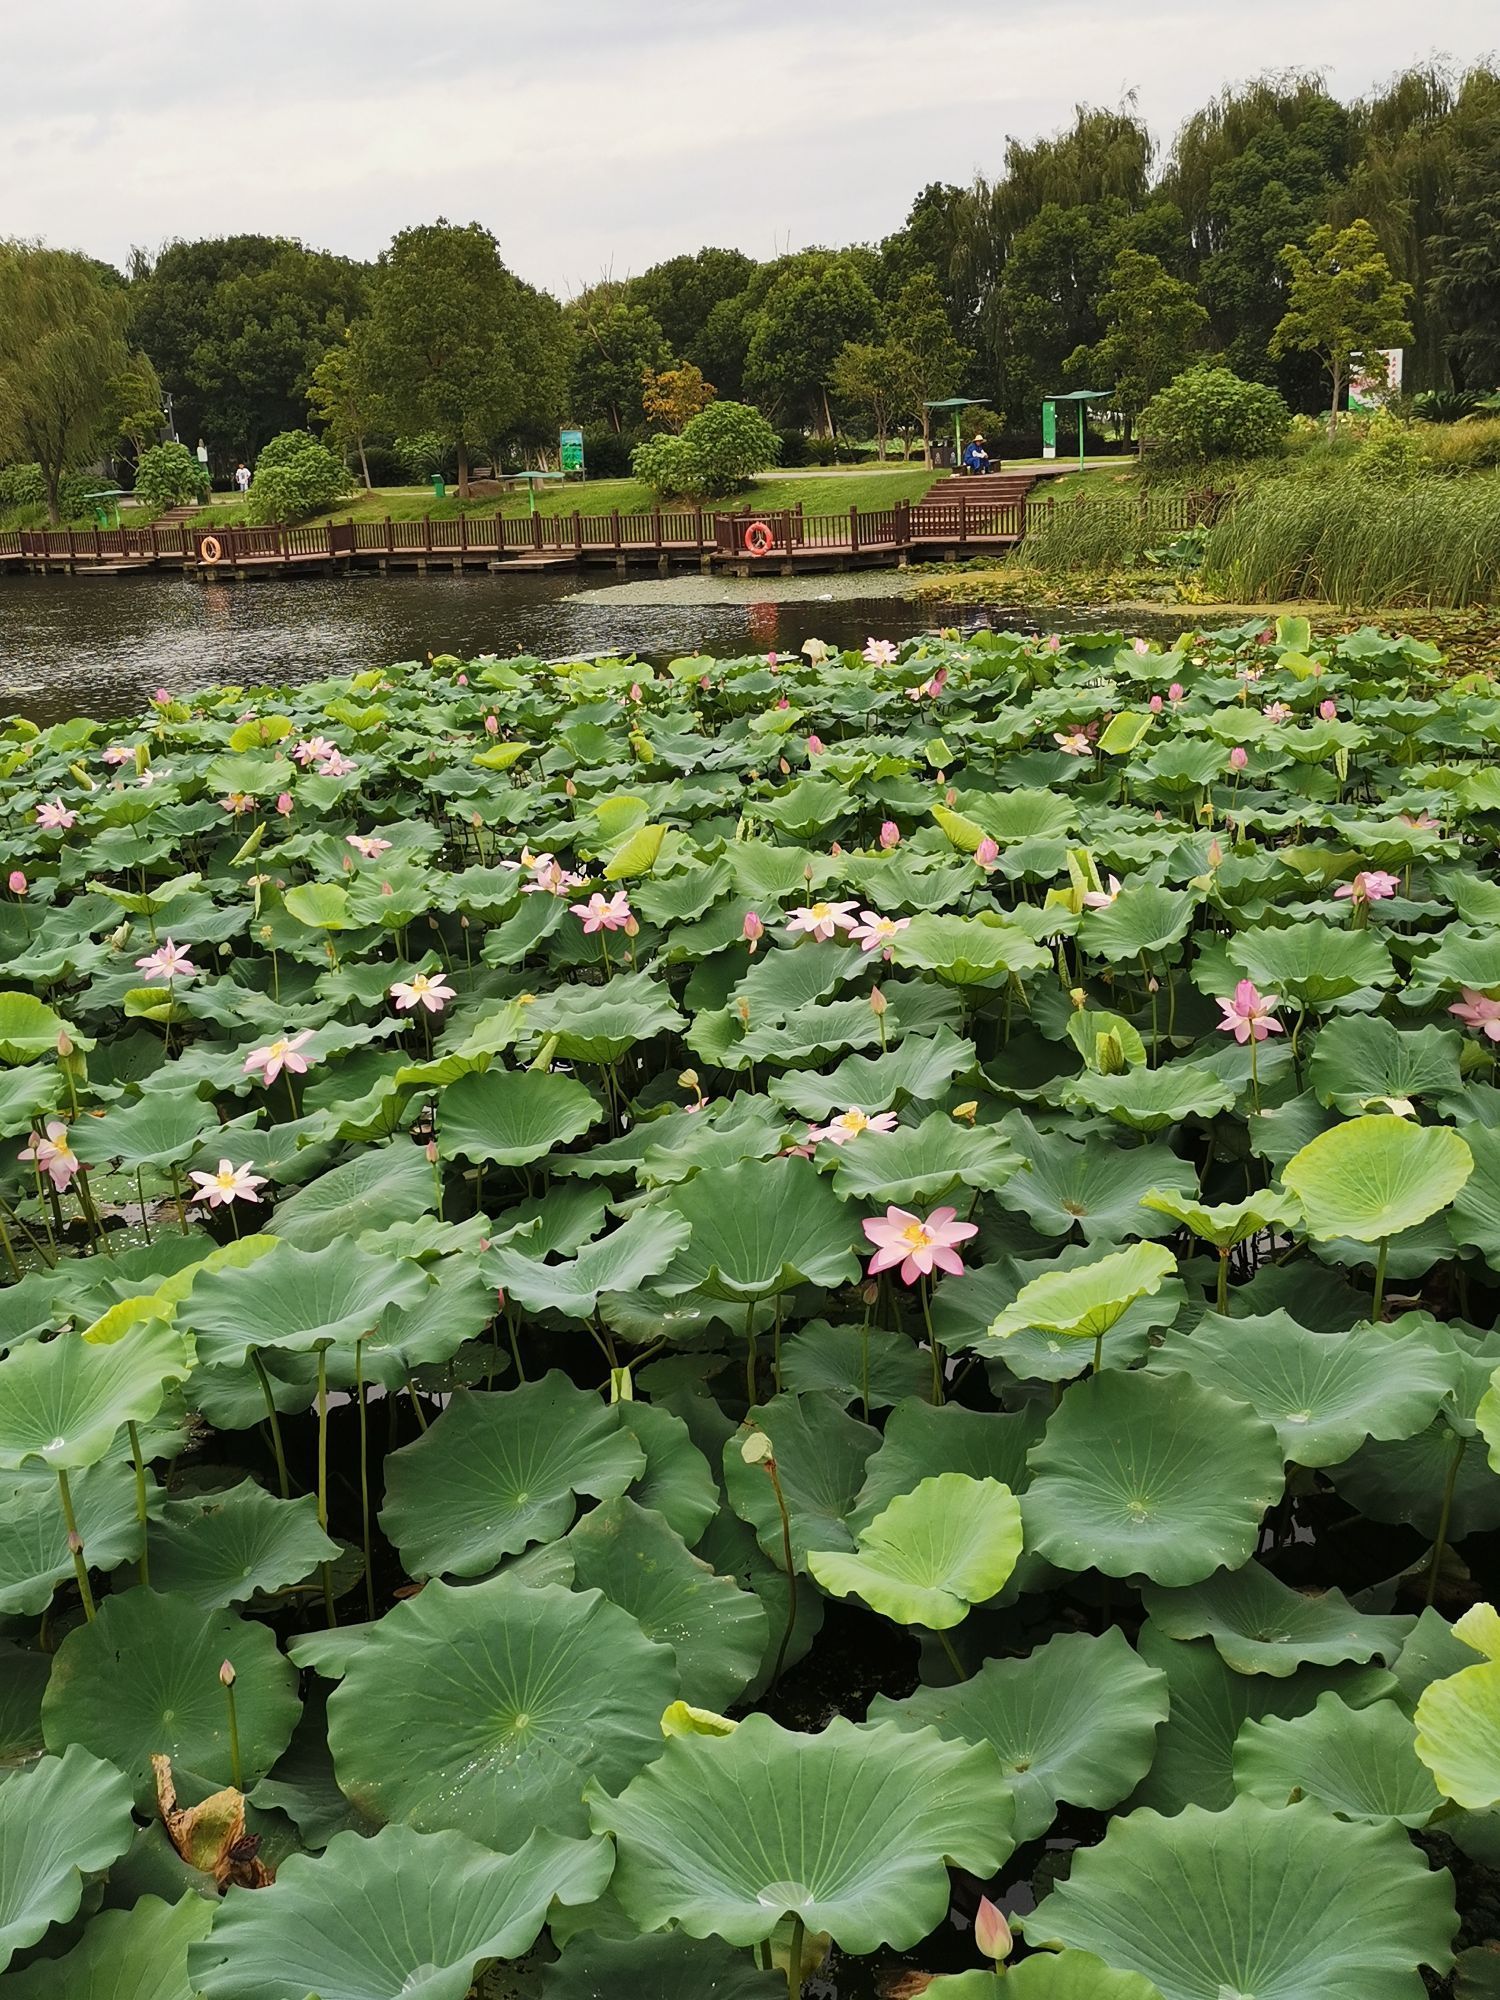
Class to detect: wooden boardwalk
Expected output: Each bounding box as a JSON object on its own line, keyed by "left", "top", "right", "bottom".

{"left": 0, "top": 494, "right": 1207, "bottom": 582}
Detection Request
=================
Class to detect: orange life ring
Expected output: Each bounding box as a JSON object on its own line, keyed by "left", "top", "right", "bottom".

{"left": 743, "top": 519, "right": 774, "bottom": 556}
{"left": 199, "top": 535, "right": 223, "bottom": 564}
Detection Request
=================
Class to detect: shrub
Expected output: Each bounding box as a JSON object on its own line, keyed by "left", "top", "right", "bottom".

{"left": 1352, "top": 411, "right": 1426, "bottom": 485}
{"left": 394, "top": 432, "right": 456, "bottom": 482}
{"left": 0, "top": 462, "right": 45, "bottom": 509}
{"left": 578, "top": 428, "right": 636, "bottom": 480}
{"left": 359, "top": 444, "right": 406, "bottom": 488}
{"left": 1412, "top": 389, "right": 1481, "bottom": 424}
{"left": 244, "top": 431, "right": 350, "bottom": 524}
{"left": 1141, "top": 366, "right": 1291, "bottom": 468}
{"left": 777, "top": 428, "right": 811, "bottom": 468}
{"left": 132, "top": 442, "right": 210, "bottom": 511}
{"left": 632, "top": 400, "right": 779, "bottom": 499}
{"left": 1420, "top": 417, "right": 1500, "bottom": 475}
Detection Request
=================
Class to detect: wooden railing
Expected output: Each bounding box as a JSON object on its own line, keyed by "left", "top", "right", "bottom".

{"left": 0, "top": 492, "right": 1222, "bottom": 573}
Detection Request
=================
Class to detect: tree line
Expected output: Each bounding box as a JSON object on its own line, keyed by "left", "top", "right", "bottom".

{"left": 0, "top": 61, "right": 1496, "bottom": 517}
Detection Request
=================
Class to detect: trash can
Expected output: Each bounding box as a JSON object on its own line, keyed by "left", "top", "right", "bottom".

{"left": 431, "top": 473, "right": 446, "bottom": 500}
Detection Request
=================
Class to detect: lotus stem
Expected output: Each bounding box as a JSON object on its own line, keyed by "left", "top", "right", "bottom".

{"left": 406, "top": 1374, "right": 429, "bottom": 1432}
{"left": 936, "top": 1628, "right": 969, "bottom": 1683}
{"left": 0, "top": 1209, "right": 20, "bottom": 1282}
{"left": 169, "top": 1165, "right": 190, "bottom": 1235}
{"left": 134, "top": 1167, "right": 153, "bottom": 1245}
{"left": 221, "top": 1661, "right": 243, "bottom": 1790}
{"left": 786, "top": 1914, "right": 806, "bottom": 2000}
{"left": 744, "top": 1300, "right": 758, "bottom": 1407}
{"left": 251, "top": 1350, "right": 291, "bottom": 1499}
{"left": 765, "top": 1456, "right": 798, "bottom": 1688}
{"left": 1372, "top": 1236, "right": 1390, "bottom": 1321}
{"left": 1093, "top": 1330, "right": 1105, "bottom": 1375}
{"left": 56, "top": 1470, "right": 95, "bottom": 1621}
{"left": 1425, "top": 1428, "right": 1464, "bottom": 1608}
{"left": 1216, "top": 1248, "right": 1229, "bottom": 1317}
{"left": 316, "top": 1346, "right": 337, "bottom": 1628}
{"left": 356, "top": 1339, "right": 376, "bottom": 1621}
{"left": 127, "top": 1421, "right": 151, "bottom": 1587}
{"left": 919, "top": 1277, "right": 944, "bottom": 1406}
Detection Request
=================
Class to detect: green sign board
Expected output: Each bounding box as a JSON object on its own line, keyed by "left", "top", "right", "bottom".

{"left": 559, "top": 428, "right": 584, "bottom": 473}
{"left": 1041, "top": 400, "right": 1057, "bottom": 459}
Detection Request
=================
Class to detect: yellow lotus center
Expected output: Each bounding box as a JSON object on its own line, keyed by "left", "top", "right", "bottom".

{"left": 268, "top": 1040, "right": 288, "bottom": 1058}
{"left": 809, "top": 903, "right": 833, "bottom": 921}
{"left": 410, "top": 975, "right": 431, "bottom": 992}
{"left": 214, "top": 1169, "right": 237, "bottom": 1190}
{"left": 835, "top": 1111, "right": 871, "bottom": 1137}
{"left": 899, "top": 1221, "right": 935, "bottom": 1252}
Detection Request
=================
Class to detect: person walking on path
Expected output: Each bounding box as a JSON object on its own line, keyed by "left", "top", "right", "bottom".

{"left": 234, "top": 463, "right": 251, "bottom": 501}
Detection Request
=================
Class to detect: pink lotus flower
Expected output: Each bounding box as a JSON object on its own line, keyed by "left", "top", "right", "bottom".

{"left": 1054, "top": 731, "right": 1092, "bottom": 756}
{"left": 35, "top": 799, "right": 76, "bottom": 830}
{"left": 1335, "top": 870, "right": 1400, "bottom": 904}
{"left": 1320, "top": 699, "right": 1337, "bottom": 721}
{"left": 1045, "top": 634, "right": 1061, "bottom": 653}
{"left": 1264, "top": 701, "right": 1293, "bottom": 723}
{"left": 571, "top": 890, "right": 633, "bottom": 934}
{"left": 1168, "top": 682, "right": 1184, "bottom": 702}
{"left": 806, "top": 734, "right": 825, "bottom": 756}
{"left": 787, "top": 900, "right": 858, "bottom": 941}
{"left": 221, "top": 792, "right": 256, "bottom": 816}
{"left": 456, "top": 674, "right": 469, "bottom": 686}
{"left": 742, "top": 911, "right": 764, "bottom": 953}
{"left": 849, "top": 910, "right": 910, "bottom": 953}
{"left": 1400, "top": 812, "right": 1440, "bottom": 831}
{"left": 20, "top": 1120, "right": 79, "bottom": 1191}
{"left": 137, "top": 766, "right": 170, "bottom": 787}
{"left": 152, "top": 687, "right": 171, "bottom": 705}
{"left": 318, "top": 751, "right": 357, "bottom": 778}
{"left": 135, "top": 938, "right": 197, "bottom": 983}
{"left": 243, "top": 1028, "right": 315, "bottom": 1085}
{"left": 1082, "top": 874, "right": 1122, "bottom": 910}
{"left": 1449, "top": 989, "right": 1500, "bottom": 1041}
{"left": 879, "top": 821, "right": 901, "bottom": 850}
{"left": 484, "top": 713, "right": 500, "bottom": 735}
{"left": 188, "top": 1158, "right": 267, "bottom": 1208}
{"left": 101, "top": 746, "right": 133, "bottom": 766}
{"left": 1216, "top": 979, "right": 1283, "bottom": 1044}
{"left": 863, "top": 638, "right": 899, "bottom": 666}
{"left": 808, "top": 1108, "right": 900, "bottom": 1146}
{"left": 1132, "top": 637, "right": 1151, "bottom": 656}
{"left": 275, "top": 792, "right": 293, "bottom": 816}
{"left": 390, "top": 971, "right": 456, "bottom": 1013}
{"left": 975, "top": 837, "right": 999, "bottom": 872}
{"left": 1149, "top": 695, "right": 1163, "bottom": 713}
{"left": 863, "top": 1204, "right": 978, "bottom": 1286}
{"left": 294, "top": 736, "right": 336, "bottom": 766}
{"left": 347, "top": 834, "right": 393, "bottom": 859}
{"left": 517, "top": 851, "right": 584, "bottom": 897}
{"left": 1228, "top": 746, "right": 1248, "bottom": 772}
{"left": 975, "top": 1896, "right": 1013, "bottom": 1965}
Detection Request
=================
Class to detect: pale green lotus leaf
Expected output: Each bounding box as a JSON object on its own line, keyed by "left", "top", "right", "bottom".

{"left": 808, "top": 1473, "right": 1022, "bottom": 1629}
{"left": 662, "top": 1157, "right": 861, "bottom": 1302}
{"left": 0, "top": 1320, "right": 194, "bottom": 1471}
{"left": 1283, "top": 1114, "right": 1473, "bottom": 1243}
{"left": 1030, "top": 1795, "right": 1456, "bottom": 2000}
{"left": 590, "top": 1712, "right": 1014, "bottom": 1955}
{"left": 437, "top": 1066, "right": 602, "bottom": 1167}
{"left": 181, "top": 1237, "right": 429, "bottom": 1366}
{"left": 0, "top": 1458, "right": 145, "bottom": 1615}
{"left": 1139, "top": 1185, "right": 1301, "bottom": 1249}
{"left": 1414, "top": 1605, "right": 1500, "bottom": 1809}
{"left": 928, "top": 1956, "right": 1166, "bottom": 2000}
{"left": 982, "top": 1241, "right": 1177, "bottom": 1348}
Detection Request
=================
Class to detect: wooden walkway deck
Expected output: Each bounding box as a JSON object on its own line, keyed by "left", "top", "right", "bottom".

{"left": 0, "top": 495, "right": 1207, "bottom": 582}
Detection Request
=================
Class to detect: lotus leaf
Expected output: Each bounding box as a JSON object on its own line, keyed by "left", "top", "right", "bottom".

{"left": 808, "top": 1473, "right": 1021, "bottom": 1628}
{"left": 1058, "top": 1061, "right": 1237, "bottom": 1133}
{"left": 327, "top": 1576, "right": 677, "bottom": 1843}
{"left": 146, "top": 1479, "right": 340, "bottom": 1608}
{"left": 0, "top": 1457, "right": 144, "bottom": 1614}
{"left": 482, "top": 1204, "right": 692, "bottom": 1316}
{"left": 827, "top": 1113, "right": 1019, "bottom": 1207}
{"left": 1235, "top": 1691, "right": 1442, "bottom": 1824}
{"left": 722, "top": 1391, "right": 879, "bottom": 1569}
{"left": 0, "top": 1747, "right": 137, "bottom": 1971}
{"left": 42, "top": 1588, "right": 301, "bottom": 1805}
{"left": 1283, "top": 1114, "right": 1473, "bottom": 1242}
{"left": 663, "top": 1158, "right": 861, "bottom": 1301}
{"left": 1024, "top": 1371, "right": 1284, "bottom": 1584}
{"left": 1414, "top": 1604, "right": 1500, "bottom": 1809}
{"left": 543, "top": 1929, "right": 784, "bottom": 1999}
{"left": 995, "top": 1123, "right": 1196, "bottom": 1243}
{"left": 927, "top": 1958, "right": 1167, "bottom": 2000}
{"left": 271, "top": 1141, "right": 434, "bottom": 1250}
{"left": 1029, "top": 1795, "right": 1456, "bottom": 2000}
{"left": 982, "top": 1241, "right": 1176, "bottom": 1354}
{"left": 190, "top": 1824, "right": 611, "bottom": 2000}
{"left": 1141, "top": 1561, "right": 1413, "bottom": 1676}
{"left": 615, "top": 1399, "right": 719, "bottom": 1543}
{"left": 380, "top": 1372, "right": 646, "bottom": 1577}
{"left": 780, "top": 1321, "right": 930, "bottom": 1409}
{"left": 870, "top": 1625, "right": 1168, "bottom": 1841}
{"left": 437, "top": 1065, "right": 602, "bottom": 1166}
{"left": 590, "top": 1713, "right": 1014, "bottom": 1954}
{"left": 850, "top": 1398, "right": 1044, "bottom": 1529}
{"left": 181, "top": 1238, "right": 429, "bottom": 1365}
{"left": 1, "top": 1891, "right": 213, "bottom": 2000}
{"left": 0, "top": 1320, "right": 194, "bottom": 1471}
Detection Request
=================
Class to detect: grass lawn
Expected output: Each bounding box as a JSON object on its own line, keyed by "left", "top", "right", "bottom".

{"left": 182, "top": 469, "right": 939, "bottom": 532}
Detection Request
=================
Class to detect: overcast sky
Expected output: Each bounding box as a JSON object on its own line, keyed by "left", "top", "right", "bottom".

{"left": 3, "top": 1, "right": 1494, "bottom": 294}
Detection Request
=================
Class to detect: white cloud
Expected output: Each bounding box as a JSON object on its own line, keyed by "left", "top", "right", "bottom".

{"left": 2, "top": 0, "right": 1494, "bottom": 287}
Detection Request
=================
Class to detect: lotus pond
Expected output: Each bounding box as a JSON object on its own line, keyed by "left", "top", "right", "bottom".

{"left": 2, "top": 621, "right": 1500, "bottom": 2000}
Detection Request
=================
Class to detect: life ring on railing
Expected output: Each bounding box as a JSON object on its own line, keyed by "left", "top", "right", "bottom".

{"left": 742, "top": 519, "right": 775, "bottom": 556}
{"left": 198, "top": 535, "right": 223, "bottom": 564}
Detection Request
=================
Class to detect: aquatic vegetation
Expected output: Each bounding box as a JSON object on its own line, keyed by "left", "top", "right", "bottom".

{"left": 1, "top": 616, "right": 1499, "bottom": 1997}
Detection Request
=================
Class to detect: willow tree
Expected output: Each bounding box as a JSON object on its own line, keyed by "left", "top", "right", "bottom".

{"left": 0, "top": 244, "right": 139, "bottom": 522}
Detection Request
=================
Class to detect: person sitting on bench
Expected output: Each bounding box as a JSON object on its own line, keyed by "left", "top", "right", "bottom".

{"left": 961, "top": 434, "right": 990, "bottom": 475}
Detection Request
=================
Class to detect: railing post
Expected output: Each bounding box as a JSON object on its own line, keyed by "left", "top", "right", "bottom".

{"left": 458, "top": 511, "right": 468, "bottom": 555}
{"left": 653, "top": 509, "right": 663, "bottom": 553}
{"left": 958, "top": 496, "right": 968, "bottom": 547}
{"left": 611, "top": 509, "right": 622, "bottom": 554}
{"left": 65, "top": 527, "right": 76, "bottom": 568}
{"left": 532, "top": 509, "right": 544, "bottom": 551}
{"left": 386, "top": 515, "right": 395, "bottom": 556}
{"left": 849, "top": 505, "right": 860, "bottom": 556}
{"left": 423, "top": 515, "right": 433, "bottom": 557}
{"left": 695, "top": 508, "right": 706, "bottom": 550}
{"left": 573, "top": 510, "right": 584, "bottom": 555}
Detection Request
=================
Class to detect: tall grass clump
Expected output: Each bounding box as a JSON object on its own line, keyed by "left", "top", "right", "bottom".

{"left": 1022, "top": 495, "right": 1182, "bottom": 573}
{"left": 1204, "top": 474, "right": 1500, "bottom": 607}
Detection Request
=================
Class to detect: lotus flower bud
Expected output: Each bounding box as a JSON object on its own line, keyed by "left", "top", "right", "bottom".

{"left": 219, "top": 1660, "right": 236, "bottom": 1687}
{"left": 1229, "top": 745, "right": 1248, "bottom": 772}
{"left": 425, "top": 1141, "right": 438, "bottom": 1164}
{"left": 8, "top": 871, "right": 26, "bottom": 896}
{"left": 975, "top": 1895, "right": 1012, "bottom": 1963}
{"left": 742, "top": 912, "right": 764, "bottom": 951}
{"left": 678, "top": 1069, "right": 700, "bottom": 1092}
{"left": 975, "top": 838, "right": 999, "bottom": 871}
{"left": 879, "top": 821, "right": 900, "bottom": 849}
{"left": 868, "top": 986, "right": 888, "bottom": 1016}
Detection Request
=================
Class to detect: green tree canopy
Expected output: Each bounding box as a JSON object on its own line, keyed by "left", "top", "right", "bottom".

{"left": 1066, "top": 248, "right": 1210, "bottom": 429}
{"left": 1271, "top": 217, "right": 1414, "bottom": 431}
{"left": 745, "top": 254, "right": 880, "bottom": 433}
{"left": 0, "top": 243, "right": 143, "bottom": 523}
{"left": 362, "top": 220, "right": 562, "bottom": 494}
{"left": 566, "top": 293, "right": 670, "bottom": 433}
{"left": 627, "top": 249, "right": 757, "bottom": 362}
